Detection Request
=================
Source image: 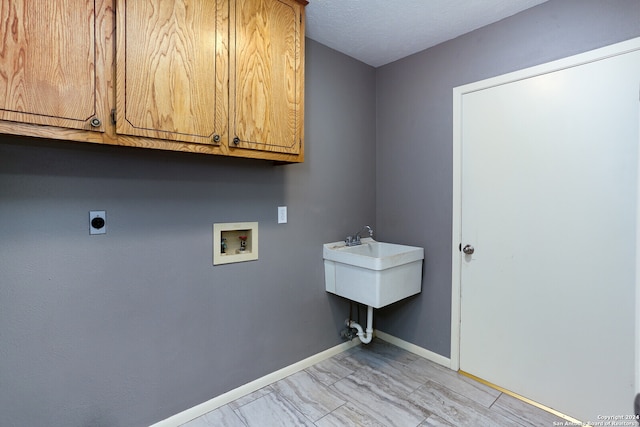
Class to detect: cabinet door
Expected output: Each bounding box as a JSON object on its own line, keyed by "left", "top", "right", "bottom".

{"left": 230, "top": 0, "right": 305, "bottom": 155}
{"left": 115, "top": 0, "right": 228, "bottom": 146}
{"left": 0, "top": 0, "right": 107, "bottom": 131}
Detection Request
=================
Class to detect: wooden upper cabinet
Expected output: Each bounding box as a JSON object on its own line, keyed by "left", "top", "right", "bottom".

{"left": 230, "top": 0, "right": 305, "bottom": 156}
{"left": 115, "top": 0, "right": 228, "bottom": 146}
{"left": 0, "top": 0, "right": 108, "bottom": 131}
{"left": 0, "top": 0, "right": 306, "bottom": 162}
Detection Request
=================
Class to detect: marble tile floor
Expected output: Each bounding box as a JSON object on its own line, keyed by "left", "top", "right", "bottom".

{"left": 182, "top": 338, "right": 564, "bottom": 427}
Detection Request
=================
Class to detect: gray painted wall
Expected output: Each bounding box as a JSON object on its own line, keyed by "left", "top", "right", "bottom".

{"left": 0, "top": 39, "right": 375, "bottom": 427}
{"left": 374, "top": 0, "right": 640, "bottom": 357}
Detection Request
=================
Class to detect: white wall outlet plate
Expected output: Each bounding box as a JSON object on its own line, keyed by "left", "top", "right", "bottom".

{"left": 89, "top": 210, "right": 106, "bottom": 235}
{"left": 278, "top": 206, "right": 287, "bottom": 224}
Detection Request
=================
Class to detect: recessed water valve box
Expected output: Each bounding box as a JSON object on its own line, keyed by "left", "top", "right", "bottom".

{"left": 213, "top": 222, "right": 259, "bottom": 265}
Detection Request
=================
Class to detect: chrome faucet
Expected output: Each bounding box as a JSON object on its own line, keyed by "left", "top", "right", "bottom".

{"left": 345, "top": 225, "right": 374, "bottom": 246}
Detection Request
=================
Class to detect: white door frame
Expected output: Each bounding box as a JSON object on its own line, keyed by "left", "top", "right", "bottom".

{"left": 450, "top": 37, "right": 640, "bottom": 397}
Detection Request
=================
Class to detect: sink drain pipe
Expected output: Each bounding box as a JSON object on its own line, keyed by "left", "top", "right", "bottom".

{"left": 347, "top": 305, "right": 374, "bottom": 344}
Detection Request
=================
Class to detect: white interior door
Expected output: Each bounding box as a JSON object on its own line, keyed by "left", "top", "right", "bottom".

{"left": 457, "top": 47, "right": 640, "bottom": 422}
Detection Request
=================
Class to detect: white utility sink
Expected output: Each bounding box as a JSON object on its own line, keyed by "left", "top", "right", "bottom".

{"left": 323, "top": 238, "right": 424, "bottom": 308}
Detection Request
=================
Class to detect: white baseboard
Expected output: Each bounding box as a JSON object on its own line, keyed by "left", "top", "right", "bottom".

{"left": 151, "top": 331, "right": 451, "bottom": 427}
{"left": 149, "top": 339, "right": 361, "bottom": 427}
{"left": 374, "top": 330, "right": 452, "bottom": 369}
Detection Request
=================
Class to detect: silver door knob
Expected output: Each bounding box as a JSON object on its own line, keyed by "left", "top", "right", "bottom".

{"left": 462, "top": 244, "right": 475, "bottom": 255}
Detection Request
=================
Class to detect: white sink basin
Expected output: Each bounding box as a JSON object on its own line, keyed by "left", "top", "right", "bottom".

{"left": 323, "top": 238, "right": 424, "bottom": 308}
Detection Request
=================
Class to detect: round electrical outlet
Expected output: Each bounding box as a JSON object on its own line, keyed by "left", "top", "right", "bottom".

{"left": 91, "top": 217, "right": 105, "bottom": 229}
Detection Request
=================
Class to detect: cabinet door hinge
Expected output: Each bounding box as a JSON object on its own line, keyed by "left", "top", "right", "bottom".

{"left": 110, "top": 109, "right": 116, "bottom": 125}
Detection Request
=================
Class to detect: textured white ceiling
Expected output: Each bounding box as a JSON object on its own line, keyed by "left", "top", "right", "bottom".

{"left": 305, "top": 0, "right": 549, "bottom": 67}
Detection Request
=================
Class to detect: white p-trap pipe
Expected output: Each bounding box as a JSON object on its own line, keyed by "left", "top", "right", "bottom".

{"left": 347, "top": 305, "right": 374, "bottom": 344}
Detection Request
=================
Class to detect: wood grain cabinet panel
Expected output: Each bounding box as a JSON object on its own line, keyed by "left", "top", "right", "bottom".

{"left": 230, "top": 0, "right": 305, "bottom": 156}
{"left": 0, "top": 0, "right": 108, "bottom": 131}
{"left": 115, "top": 0, "right": 228, "bottom": 146}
